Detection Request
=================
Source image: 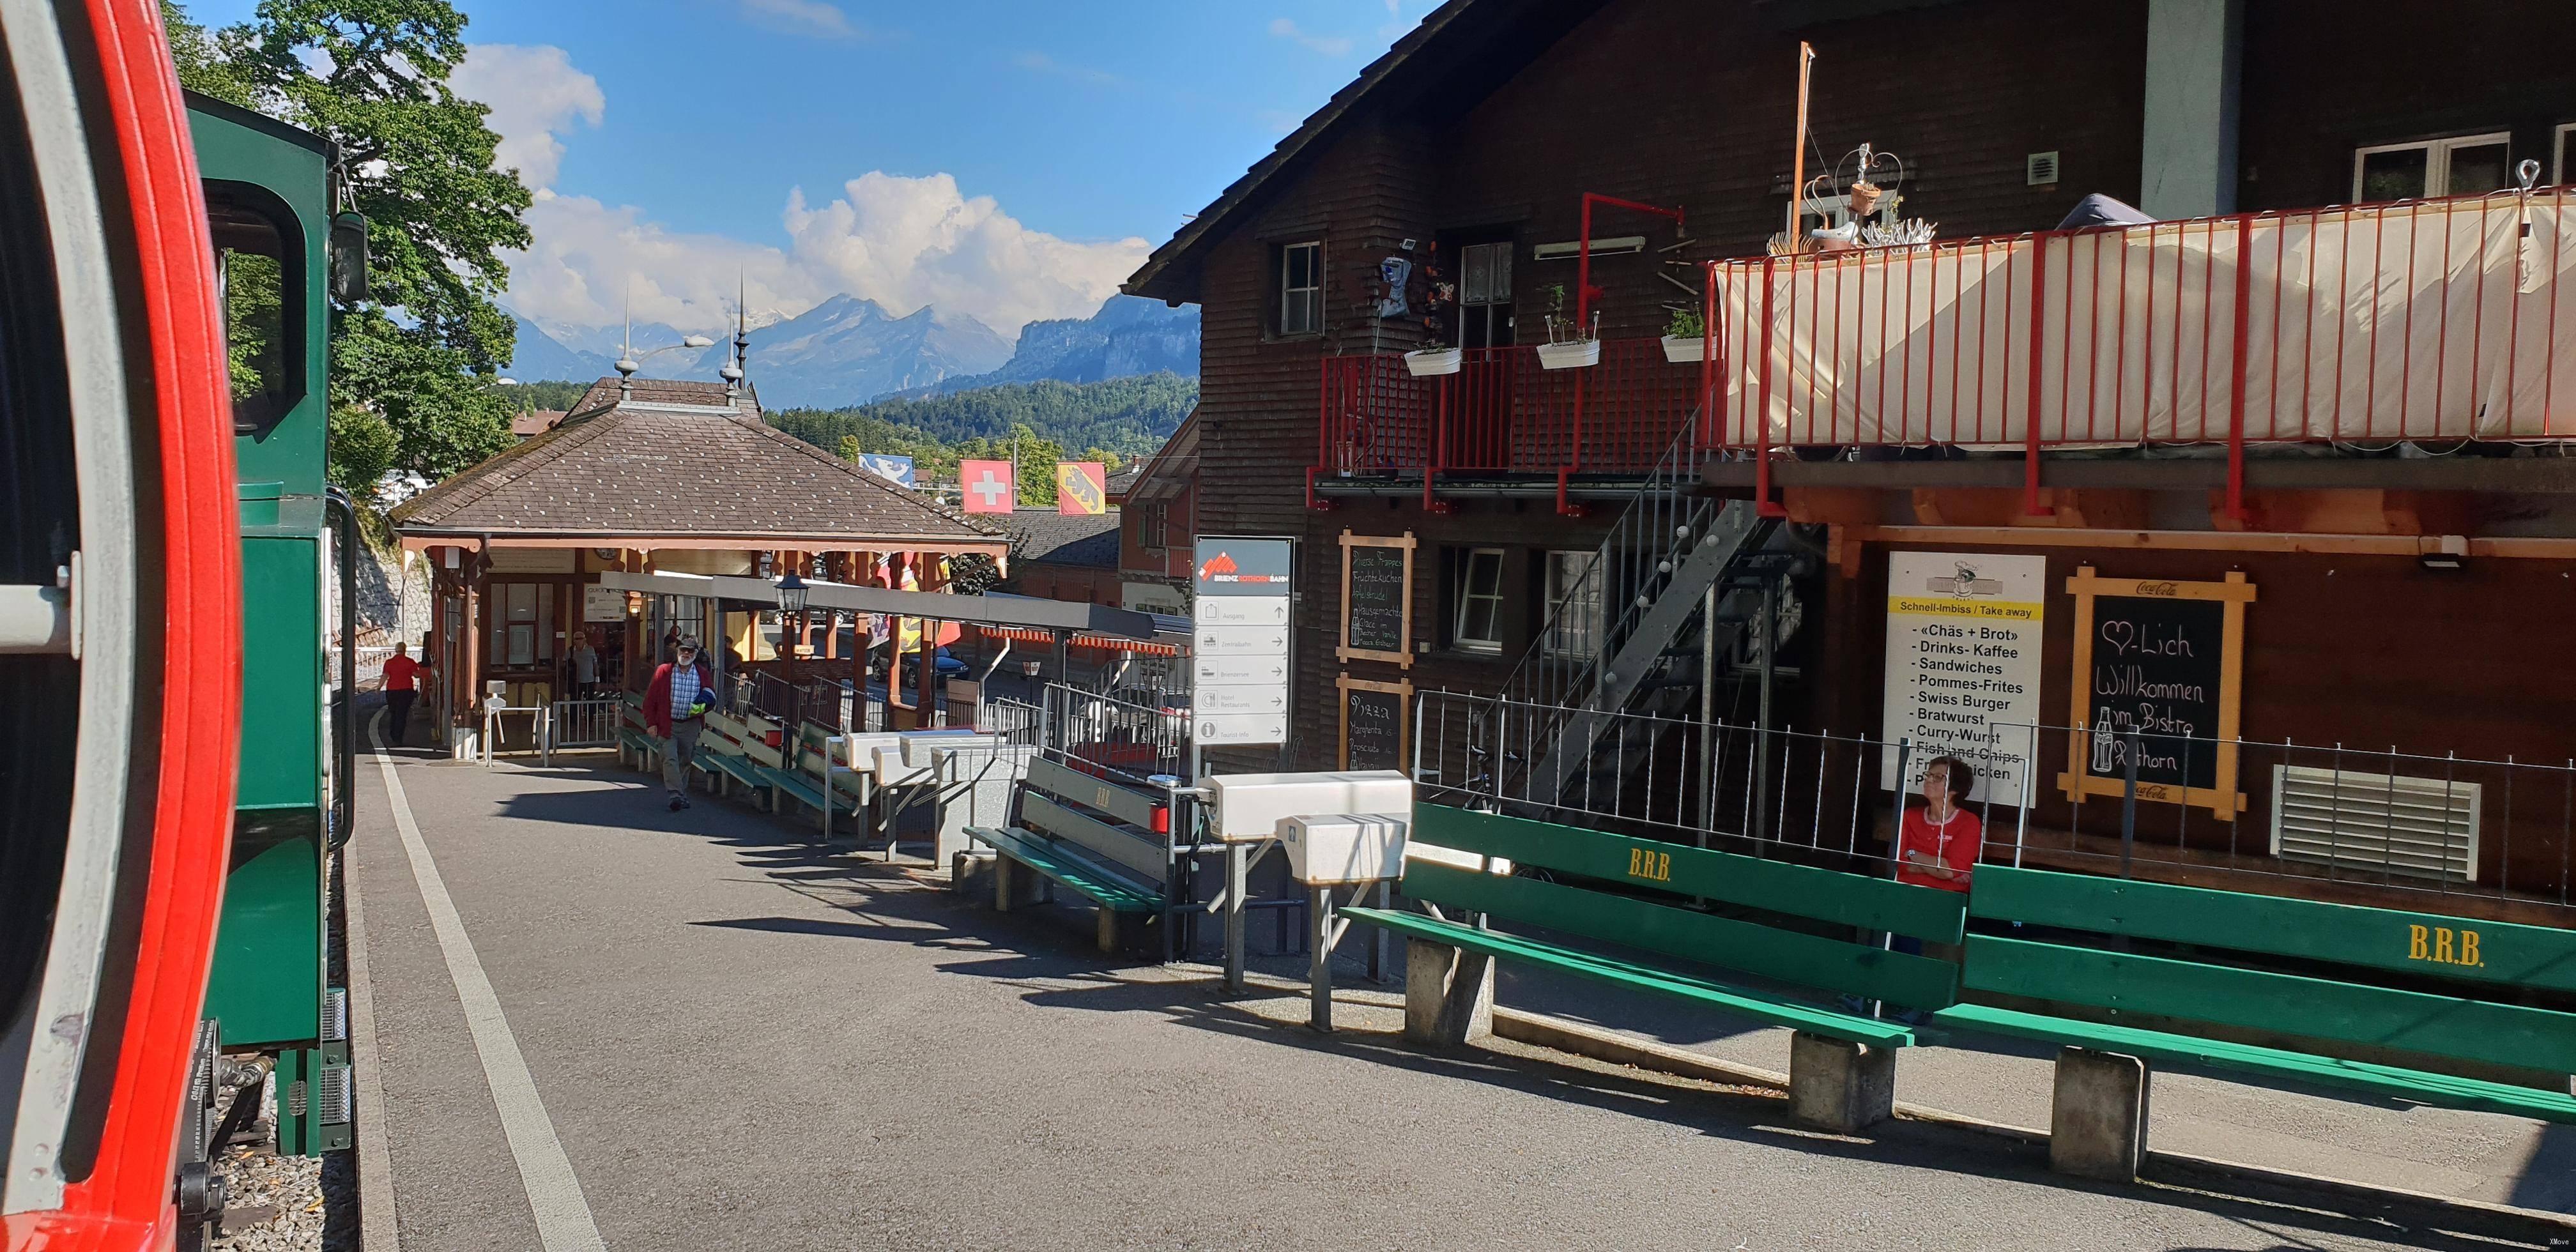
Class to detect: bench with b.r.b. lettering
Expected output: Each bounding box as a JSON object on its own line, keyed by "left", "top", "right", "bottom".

{"left": 1927, "top": 866, "right": 2576, "bottom": 1179}
{"left": 1341, "top": 804, "right": 1965, "bottom": 1132}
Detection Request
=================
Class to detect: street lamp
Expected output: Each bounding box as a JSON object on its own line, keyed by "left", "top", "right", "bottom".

{"left": 774, "top": 569, "right": 809, "bottom": 614}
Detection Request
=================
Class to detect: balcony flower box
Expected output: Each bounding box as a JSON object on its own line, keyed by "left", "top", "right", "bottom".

{"left": 1404, "top": 347, "right": 1462, "bottom": 376}
{"left": 1660, "top": 335, "right": 1706, "bottom": 364}
{"left": 1536, "top": 339, "right": 1601, "bottom": 370}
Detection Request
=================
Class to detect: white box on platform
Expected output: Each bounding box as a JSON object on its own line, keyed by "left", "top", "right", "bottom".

{"left": 1279, "top": 813, "right": 1407, "bottom": 884}
{"left": 1205, "top": 770, "right": 1411, "bottom": 842}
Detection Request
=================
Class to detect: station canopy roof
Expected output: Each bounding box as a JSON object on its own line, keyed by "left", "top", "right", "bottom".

{"left": 595, "top": 571, "right": 1162, "bottom": 641}
{"left": 391, "top": 378, "right": 1004, "bottom": 556}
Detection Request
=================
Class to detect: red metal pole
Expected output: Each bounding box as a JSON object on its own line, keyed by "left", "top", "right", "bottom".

{"left": 1756, "top": 256, "right": 1784, "bottom": 518}
{"left": 2225, "top": 215, "right": 2255, "bottom": 521}
{"left": 1700, "top": 261, "right": 1717, "bottom": 448}
{"left": 2024, "top": 237, "right": 2054, "bottom": 517}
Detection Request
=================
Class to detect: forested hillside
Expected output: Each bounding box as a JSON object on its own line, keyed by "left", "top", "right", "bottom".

{"left": 767, "top": 372, "right": 1197, "bottom": 488}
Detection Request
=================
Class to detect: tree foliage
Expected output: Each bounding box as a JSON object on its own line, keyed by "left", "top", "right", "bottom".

{"left": 164, "top": 0, "right": 530, "bottom": 487}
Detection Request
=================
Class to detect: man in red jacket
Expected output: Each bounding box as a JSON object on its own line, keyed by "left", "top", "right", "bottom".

{"left": 645, "top": 637, "right": 716, "bottom": 811}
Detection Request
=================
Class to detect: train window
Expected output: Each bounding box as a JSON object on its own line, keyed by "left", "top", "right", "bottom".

{"left": 204, "top": 184, "right": 306, "bottom": 437}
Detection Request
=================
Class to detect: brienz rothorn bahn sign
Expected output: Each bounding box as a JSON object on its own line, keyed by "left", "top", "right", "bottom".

{"left": 1193, "top": 538, "right": 1292, "bottom": 746}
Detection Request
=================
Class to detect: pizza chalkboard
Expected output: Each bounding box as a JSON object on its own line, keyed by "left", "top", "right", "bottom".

{"left": 1338, "top": 674, "right": 1410, "bottom": 771}
{"left": 2060, "top": 568, "right": 2257, "bottom": 818}
{"left": 2083, "top": 594, "right": 2226, "bottom": 790}
{"left": 1337, "top": 531, "right": 1414, "bottom": 666}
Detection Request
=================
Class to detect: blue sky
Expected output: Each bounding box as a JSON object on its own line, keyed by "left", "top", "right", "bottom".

{"left": 183, "top": 0, "right": 1432, "bottom": 335}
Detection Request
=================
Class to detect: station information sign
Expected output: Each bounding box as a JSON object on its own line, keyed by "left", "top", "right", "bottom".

{"left": 1193, "top": 538, "right": 1295, "bottom": 745}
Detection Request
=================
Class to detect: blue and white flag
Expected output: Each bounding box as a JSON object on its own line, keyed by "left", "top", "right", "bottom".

{"left": 855, "top": 454, "right": 916, "bottom": 487}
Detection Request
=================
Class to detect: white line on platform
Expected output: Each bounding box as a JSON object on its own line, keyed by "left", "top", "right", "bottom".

{"left": 346, "top": 714, "right": 401, "bottom": 1252}
{"left": 369, "top": 715, "right": 610, "bottom": 1252}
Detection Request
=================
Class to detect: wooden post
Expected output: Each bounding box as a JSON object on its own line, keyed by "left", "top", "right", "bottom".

{"left": 915, "top": 553, "right": 943, "bottom": 725}
{"left": 459, "top": 549, "right": 481, "bottom": 742}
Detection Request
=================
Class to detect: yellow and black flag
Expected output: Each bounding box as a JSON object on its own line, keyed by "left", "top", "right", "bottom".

{"left": 1056, "top": 461, "right": 1107, "bottom": 515}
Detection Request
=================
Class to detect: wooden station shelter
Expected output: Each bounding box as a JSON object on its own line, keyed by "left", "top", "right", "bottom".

{"left": 390, "top": 377, "right": 1009, "bottom": 748}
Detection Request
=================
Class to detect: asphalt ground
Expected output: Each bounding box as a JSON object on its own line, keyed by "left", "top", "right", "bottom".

{"left": 348, "top": 736, "right": 2575, "bottom": 1251}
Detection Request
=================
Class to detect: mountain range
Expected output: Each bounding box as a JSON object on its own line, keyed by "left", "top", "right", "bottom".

{"left": 502, "top": 294, "right": 1199, "bottom": 409}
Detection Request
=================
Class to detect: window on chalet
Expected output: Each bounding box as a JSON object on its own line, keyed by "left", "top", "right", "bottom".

{"left": 1450, "top": 547, "right": 1506, "bottom": 654}
{"left": 1276, "top": 240, "right": 1322, "bottom": 337}
{"left": 1135, "top": 501, "right": 1169, "bottom": 551}
{"left": 1542, "top": 550, "right": 1602, "bottom": 660}
{"left": 2353, "top": 132, "right": 2511, "bottom": 202}
{"left": 1457, "top": 240, "right": 1513, "bottom": 348}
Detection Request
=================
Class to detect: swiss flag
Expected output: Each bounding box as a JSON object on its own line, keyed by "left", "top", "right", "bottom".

{"left": 960, "top": 459, "right": 1015, "bottom": 514}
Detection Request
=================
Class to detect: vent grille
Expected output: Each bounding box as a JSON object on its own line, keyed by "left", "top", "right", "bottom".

{"left": 2269, "top": 764, "right": 2478, "bottom": 882}
{"left": 2027, "top": 151, "right": 2061, "bottom": 186}
{"left": 325, "top": 987, "right": 348, "bottom": 1043}
{"left": 319, "top": 1062, "right": 353, "bottom": 1125}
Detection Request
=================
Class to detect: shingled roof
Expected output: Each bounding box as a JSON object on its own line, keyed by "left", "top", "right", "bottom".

{"left": 391, "top": 377, "right": 1001, "bottom": 551}
{"left": 1002, "top": 508, "right": 1122, "bottom": 569}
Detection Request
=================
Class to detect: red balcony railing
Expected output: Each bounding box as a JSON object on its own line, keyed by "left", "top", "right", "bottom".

{"left": 1314, "top": 338, "right": 1705, "bottom": 507}
{"left": 1314, "top": 189, "right": 2575, "bottom": 519}
{"left": 1710, "top": 188, "right": 2575, "bottom": 516}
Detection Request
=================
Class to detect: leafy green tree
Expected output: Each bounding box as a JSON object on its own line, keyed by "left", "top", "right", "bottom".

{"left": 165, "top": 0, "right": 530, "bottom": 483}
{"left": 325, "top": 404, "right": 400, "bottom": 494}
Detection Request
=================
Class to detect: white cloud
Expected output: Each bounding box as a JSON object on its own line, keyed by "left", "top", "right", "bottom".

{"left": 503, "top": 189, "right": 825, "bottom": 333}
{"left": 739, "top": 0, "right": 867, "bottom": 40}
{"left": 782, "top": 172, "right": 1149, "bottom": 335}
{"left": 481, "top": 45, "right": 1137, "bottom": 340}
{"left": 450, "top": 44, "right": 602, "bottom": 192}
{"left": 1267, "top": 17, "right": 1354, "bottom": 57}
{"left": 1013, "top": 50, "right": 1124, "bottom": 88}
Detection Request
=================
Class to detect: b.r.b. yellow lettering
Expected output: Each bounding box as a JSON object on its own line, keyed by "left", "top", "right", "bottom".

{"left": 1627, "top": 848, "right": 1671, "bottom": 883}
{"left": 2407, "top": 923, "right": 2485, "bottom": 968}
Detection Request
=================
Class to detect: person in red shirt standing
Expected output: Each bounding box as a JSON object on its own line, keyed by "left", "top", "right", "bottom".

{"left": 1897, "top": 755, "right": 1982, "bottom": 897}
{"left": 381, "top": 641, "right": 425, "bottom": 747}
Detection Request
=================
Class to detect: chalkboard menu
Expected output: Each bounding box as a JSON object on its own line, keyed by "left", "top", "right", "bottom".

{"left": 1338, "top": 674, "right": 1411, "bottom": 771}
{"left": 1337, "top": 531, "right": 1414, "bottom": 666}
{"left": 2083, "top": 595, "right": 2225, "bottom": 789}
{"left": 2061, "top": 568, "right": 2257, "bottom": 818}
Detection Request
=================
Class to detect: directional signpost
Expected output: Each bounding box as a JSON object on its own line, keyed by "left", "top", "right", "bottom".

{"left": 1193, "top": 538, "right": 1293, "bottom": 747}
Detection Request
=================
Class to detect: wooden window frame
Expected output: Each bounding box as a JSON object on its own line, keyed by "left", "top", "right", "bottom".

{"left": 1541, "top": 549, "right": 1602, "bottom": 660}
{"left": 2350, "top": 131, "right": 2511, "bottom": 201}
{"left": 1276, "top": 240, "right": 1322, "bottom": 337}
{"left": 1450, "top": 547, "right": 1507, "bottom": 654}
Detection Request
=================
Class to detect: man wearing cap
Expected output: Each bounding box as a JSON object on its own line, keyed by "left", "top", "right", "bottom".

{"left": 645, "top": 636, "right": 717, "bottom": 811}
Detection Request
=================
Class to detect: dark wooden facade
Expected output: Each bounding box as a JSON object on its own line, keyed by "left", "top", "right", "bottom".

{"left": 1131, "top": 0, "right": 2576, "bottom": 915}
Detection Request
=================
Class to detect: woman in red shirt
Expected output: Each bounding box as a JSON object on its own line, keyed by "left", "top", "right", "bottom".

{"left": 1897, "top": 755, "right": 1981, "bottom": 894}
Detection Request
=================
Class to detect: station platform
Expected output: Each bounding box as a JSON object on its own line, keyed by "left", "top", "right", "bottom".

{"left": 345, "top": 728, "right": 2570, "bottom": 1249}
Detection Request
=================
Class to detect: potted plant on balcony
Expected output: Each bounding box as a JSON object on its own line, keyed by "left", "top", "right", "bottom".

{"left": 1404, "top": 343, "right": 1462, "bottom": 376}
{"left": 1535, "top": 283, "right": 1600, "bottom": 370}
{"left": 1661, "top": 306, "right": 1707, "bottom": 363}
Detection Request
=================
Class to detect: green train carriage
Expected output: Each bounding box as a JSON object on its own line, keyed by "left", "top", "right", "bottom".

{"left": 187, "top": 91, "right": 365, "bottom": 1158}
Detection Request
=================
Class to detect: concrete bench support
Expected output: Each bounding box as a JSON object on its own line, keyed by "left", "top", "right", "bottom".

{"left": 991, "top": 853, "right": 1045, "bottom": 912}
{"left": 1403, "top": 938, "right": 1494, "bottom": 1045}
{"left": 1788, "top": 1031, "right": 1896, "bottom": 1133}
{"left": 2050, "top": 1047, "right": 2152, "bottom": 1182}
{"left": 1096, "top": 907, "right": 1149, "bottom": 954}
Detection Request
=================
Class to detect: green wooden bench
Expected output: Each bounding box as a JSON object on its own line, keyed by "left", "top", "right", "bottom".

{"left": 1927, "top": 866, "right": 2576, "bottom": 1179}
{"left": 1340, "top": 803, "right": 1966, "bottom": 1131}
{"left": 965, "top": 756, "right": 1173, "bottom": 954}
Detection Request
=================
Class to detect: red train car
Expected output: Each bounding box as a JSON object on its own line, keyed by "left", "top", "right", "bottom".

{"left": 2, "top": 1, "right": 244, "bottom": 1249}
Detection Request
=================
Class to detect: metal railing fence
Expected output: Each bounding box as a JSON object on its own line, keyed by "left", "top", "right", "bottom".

{"left": 1413, "top": 689, "right": 2576, "bottom": 919}
{"left": 548, "top": 698, "right": 620, "bottom": 749}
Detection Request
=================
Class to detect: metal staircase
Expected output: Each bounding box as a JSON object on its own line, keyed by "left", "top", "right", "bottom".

{"left": 1492, "top": 419, "right": 1788, "bottom": 808}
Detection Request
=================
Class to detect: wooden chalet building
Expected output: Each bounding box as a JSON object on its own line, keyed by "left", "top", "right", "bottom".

{"left": 1112, "top": 410, "right": 1200, "bottom": 616}
{"left": 390, "top": 376, "right": 1007, "bottom": 749}
{"left": 1126, "top": 0, "right": 2576, "bottom": 920}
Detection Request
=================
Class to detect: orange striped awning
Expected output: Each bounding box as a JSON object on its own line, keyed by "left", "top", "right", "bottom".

{"left": 972, "top": 624, "right": 1183, "bottom": 657}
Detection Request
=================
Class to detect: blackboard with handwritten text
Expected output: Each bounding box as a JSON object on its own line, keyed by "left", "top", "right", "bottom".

{"left": 2083, "top": 593, "right": 2226, "bottom": 791}
{"left": 1344, "top": 685, "right": 1405, "bottom": 770}
{"left": 1344, "top": 545, "right": 1408, "bottom": 656}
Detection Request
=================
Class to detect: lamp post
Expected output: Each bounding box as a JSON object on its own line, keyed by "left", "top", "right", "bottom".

{"left": 774, "top": 569, "right": 809, "bottom": 614}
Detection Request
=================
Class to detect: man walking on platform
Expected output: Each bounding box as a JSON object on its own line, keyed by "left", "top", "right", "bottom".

{"left": 382, "top": 641, "right": 425, "bottom": 747}
{"left": 647, "top": 636, "right": 716, "bottom": 811}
